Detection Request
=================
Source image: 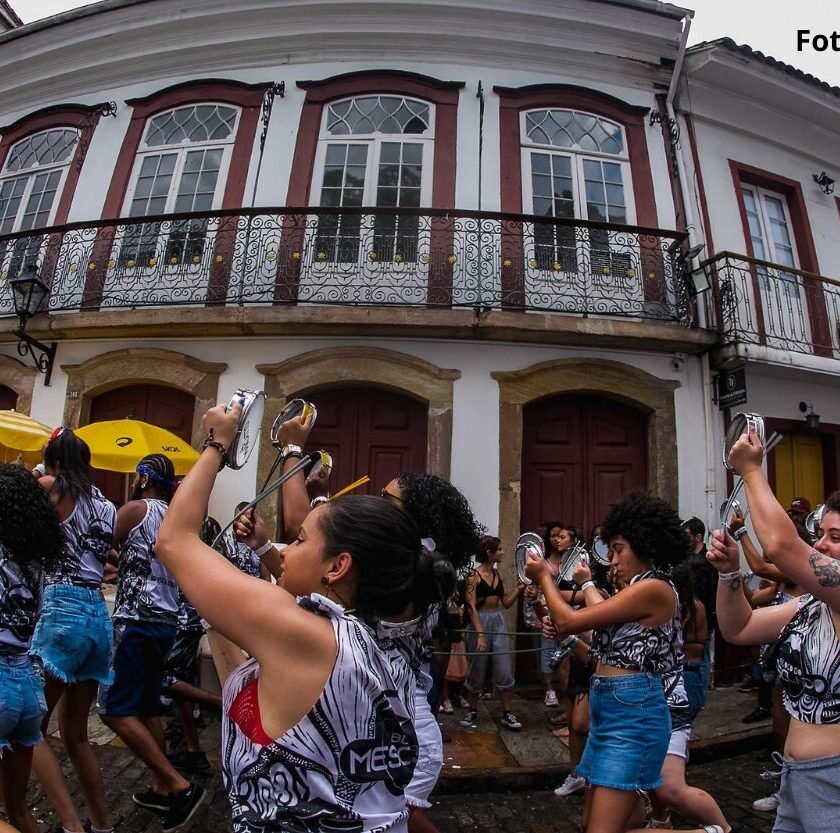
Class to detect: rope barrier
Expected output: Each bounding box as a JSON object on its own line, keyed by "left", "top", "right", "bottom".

{"left": 432, "top": 646, "right": 548, "bottom": 656}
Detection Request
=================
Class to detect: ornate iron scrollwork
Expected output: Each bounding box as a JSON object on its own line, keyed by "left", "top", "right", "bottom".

{"left": 259, "top": 82, "right": 285, "bottom": 153}
{"left": 75, "top": 101, "right": 118, "bottom": 171}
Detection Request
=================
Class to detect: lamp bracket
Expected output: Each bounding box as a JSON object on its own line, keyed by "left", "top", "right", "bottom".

{"left": 14, "top": 328, "right": 56, "bottom": 386}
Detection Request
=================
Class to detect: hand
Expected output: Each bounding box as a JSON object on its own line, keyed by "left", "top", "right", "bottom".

{"left": 727, "top": 427, "right": 764, "bottom": 476}
{"left": 306, "top": 464, "right": 331, "bottom": 502}
{"left": 572, "top": 561, "right": 592, "bottom": 585}
{"left": 203, "top": 403, "right": 240, "bottom": 449}
{"left": 516, "top": 582, "right": 526, "bottom": 595}
{"left": 476, "top": 634, "right": 487, "bottom": 652}
{"left": 729, "top": 510, "right": 745, "bottom": 534}
{"left": 524, "top": 584, "right": 539, "bottom": 600}
{"left": 541, "top": 615, "right": 558, "bottom": 640}
{"left": 524, "top": 550, "right": 548, "bottom": 583}
{"left": 707, "top": 528, "right": 741, "bottom": 574}
{"left": 234, "top": 508, "right": 268, "bottom": 550}
{"left": 279, "top": 412, "right": 315, "bottom": 448}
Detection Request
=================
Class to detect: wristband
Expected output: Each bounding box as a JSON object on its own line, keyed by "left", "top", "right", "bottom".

{"left": 280, "top": 444, "right": 304, "bottom": 458}
{"left": 718, "top": 569, "right": 742, "bottom": 582}
{"left": 254, "top": 540, "right": 275, "bottom": 558}
{"left": 732, "top": 527, "right": 748, "bottom": 542}
{"left": 580, "top": 580, "right": 595, "bottom": 592}
{"left": 310, "top": 495, "right": 329, "bottom": 508}
{"left": 200, "top": 431, "right": 226, "bottom": 471}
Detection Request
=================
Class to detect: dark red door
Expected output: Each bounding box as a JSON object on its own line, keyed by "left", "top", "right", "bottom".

{"left": 88, "top": 384, "right": 195, "bottom": 505}
{"left": 0, "top": 385, "right": 17, "bottom": 410}
{"left": 521, "top": 394, "right": 648, "bottom": 538}
{"left": 303, "top": 387, "right": 427, "bottom": 497}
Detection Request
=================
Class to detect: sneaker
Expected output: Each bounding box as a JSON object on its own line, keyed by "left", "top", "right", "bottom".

{"left": 132, "top": 788, "right": 170, "bottom": 813}
{"left": 440, "top": 699, "right": 454, "bottom": 714}
{"left": 553, "top": 772, "right": 586, "bottom": 796}
{"left": 459, "top": 710, "right": 479, "bottom": 729}
{"left": 545, "top": 690, "right": 559, "bottom": 708}
{"left": 752, "top": 791, "right": 780, "bottom": 813}
{"left": 701, "top": 827, "right": 725, "bottom": 833}
{"left": 501, "top": 711, "right": 522, "bottom": 730}
{"left": 83, "top": 822, "right": 113, "bottom": 833}
{"left": 742, "top": 706, "right": 771, "bottom": 724}
{"left": 167, "top": 749, "right": 212, "bottom": 774}
{"left": 739, "top": 679, "right": 759, "bottom": 692}
{"left": 162, "top": 784, "right": 206, "bottom": 832}
{"left": 456, "top": 695, "right": 470, "bottom": 708}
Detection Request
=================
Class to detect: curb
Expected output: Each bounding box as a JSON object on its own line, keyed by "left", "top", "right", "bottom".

{"left": 434, "top": 730, "right": 772, "bottom": 795}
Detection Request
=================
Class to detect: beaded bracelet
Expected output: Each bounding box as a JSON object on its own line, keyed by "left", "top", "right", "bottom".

{"left": 201, "top": 430, "right": 227, "bottom": 471}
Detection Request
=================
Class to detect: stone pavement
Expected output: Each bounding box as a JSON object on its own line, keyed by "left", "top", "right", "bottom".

{"left": 8, "top": 684, "right": 773, "bottom": 832}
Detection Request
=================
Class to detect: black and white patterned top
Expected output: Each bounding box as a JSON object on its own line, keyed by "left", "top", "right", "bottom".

{"left": 222, "top": 595, "right": 418, "bottom": 832}
{"left": 590, "top": 570, "right": 683, "bottom": 677}
{"left": 47, "top": 486, "right": 116, "bottom": 588}
{"left": 222, "top": 531, "right": 262, "bottom": 578}
{"left": 113, "top": 499, "right": 179, "bottom": 626}
{"left": 0, "top": 544, "right": 42, "bottom": 656}
{"left": 776, "top": 594, "right": 840, "bottom": 724}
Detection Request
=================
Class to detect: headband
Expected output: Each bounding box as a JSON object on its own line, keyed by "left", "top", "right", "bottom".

{"left": 136, "top": 462, "right": 175, "bottom": 487}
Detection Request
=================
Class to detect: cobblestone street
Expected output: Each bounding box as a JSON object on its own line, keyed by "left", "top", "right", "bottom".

{"left": 14, "top": 744, "right": 778, "bottom": 832}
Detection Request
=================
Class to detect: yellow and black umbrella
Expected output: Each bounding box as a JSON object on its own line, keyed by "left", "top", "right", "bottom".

{"left": 74, "top": 419, "right": 199, "bottom": 475}
{"left": 0, "top": 410, "right": 52, "bottom": 465}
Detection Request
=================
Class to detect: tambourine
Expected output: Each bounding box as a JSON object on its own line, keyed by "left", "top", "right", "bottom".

{"left": 515, "top": 532, "right": 544, "bottom": 586}
{"left": 225, "top": 389, "right": 265, "bottom": 470}
{"left": 304, "top": 450, "right": 333, "bottom": 479}
{"left": 270, "top": 399, "right": 317, "bottom": 447}
{"left": 590, "top": 536, "right": 611, "bottom": 566}
{"left": 723, "top": 412, "right": 765, "bottom": 471}
{"left": 719, "top": 497, "right": 743, "bottom": 530}
{"left": 805, "top": 503, "right": 826, "bottom": 541}
{"left": 558, "top": 542, "right": 590, "bottom": 584}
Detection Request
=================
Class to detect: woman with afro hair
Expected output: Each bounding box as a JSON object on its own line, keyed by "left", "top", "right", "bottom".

{"left": 524, "top": 491, "right": 724, "bottom": 833}
{"left": 0, "top": 463, "right": 62, "bottom": 833}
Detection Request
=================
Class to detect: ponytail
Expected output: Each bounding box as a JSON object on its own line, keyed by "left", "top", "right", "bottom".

{"left": 43, "top": 428, "right": 92, "bottom": 502}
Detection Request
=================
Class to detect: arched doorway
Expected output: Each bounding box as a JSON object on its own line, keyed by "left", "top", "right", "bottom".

{"left": 521, "top": 393, "right": 648, "bottom": 540}
{"left": 0, "top": 385, "right": 17, "bottom": 410}
{"left": 88, "top": 384, "right": 195, "bottom": 505}
{"left": 301, "top": 387, "right": 428, "bottom": 497}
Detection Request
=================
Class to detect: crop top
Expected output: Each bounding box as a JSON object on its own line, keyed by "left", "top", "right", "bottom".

{"left": 475, "top": 570, "right": 504, "bottom": 607}
{"left": 775, "top": 594, "right": 840, "bottom": 725}
{"left": 590, "top": 570, "right": 682, "bottom": 677}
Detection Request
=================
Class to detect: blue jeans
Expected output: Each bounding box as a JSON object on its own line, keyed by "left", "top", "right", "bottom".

{"left": 578, "top": 673, "right": 671, "bottom": 791}
{"left": 0, "top": 654, "right": 46, "bottom": 751}
{"left": 30, "top": 584, "right": 113, "bottom": 685}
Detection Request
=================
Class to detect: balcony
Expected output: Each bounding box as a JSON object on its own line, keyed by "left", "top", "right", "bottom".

{"left": 703, "top": 252, "right": 840, "bottom": 360}
{"left": 0, "top": 207, "right": 692, "bottom": 327}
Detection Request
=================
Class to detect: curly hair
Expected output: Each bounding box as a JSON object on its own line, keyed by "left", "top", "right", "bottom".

{"left": 396, "top": 473, "right": 484, "bottom": 572}
{"left": 0, "top": 463, "right": 62, "bottom": 572}
{"left": 601, "top": 491, "right": 690, "bottom": 571}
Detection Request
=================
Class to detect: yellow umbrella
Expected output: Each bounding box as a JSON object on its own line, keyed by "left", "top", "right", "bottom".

{"left": 75, "top": 419, "right": 199, "bottom": 476}
{"left": 0, "top": 410, "right": 53, "bottom": 465}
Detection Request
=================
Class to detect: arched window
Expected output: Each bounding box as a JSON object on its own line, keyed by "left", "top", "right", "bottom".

{"left": 120, "top": 104, "right": 239, "bottom": 267}
{"left": 521, "top": 109, "right": 633, "bottom": 273}
{"left": 313, "top": 95, "right": 434, "bottom": 262}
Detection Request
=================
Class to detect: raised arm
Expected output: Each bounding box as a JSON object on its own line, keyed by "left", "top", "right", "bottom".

{"left": 707, "top": 528, "right": 797, "bottom": 645}
{"left": 729, "top": 429, "right": 840, "bottom": 611}
{"left": 278, "top": 413, "right": 316, "bottom": 543}
{"left": 156, "top": 405, "right": 316, "bottom": 660}
{"left": 729, "top": 511, "right": 790, "bottom": 583}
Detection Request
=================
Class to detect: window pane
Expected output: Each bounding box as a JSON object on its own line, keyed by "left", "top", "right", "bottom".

{"left": 326, "top": 97, "right": 430, "bottom": 135}
{"left": 531, "top": 153, "right": 551, "bottom": 175}
{"left": 144, "top": 105, "right": 238, "bottom": 146}
{"left": 4, "top": 129, "right": 79, "bottom": 173}
{"left": 524, "top": 109, "right": 624, "bottom": 156}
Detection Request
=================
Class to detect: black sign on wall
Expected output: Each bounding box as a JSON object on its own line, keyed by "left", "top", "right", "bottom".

{"left": 717, "top": 366, "right": 747, "bottom": 410}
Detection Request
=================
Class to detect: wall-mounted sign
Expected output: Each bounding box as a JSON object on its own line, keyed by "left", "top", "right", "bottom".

{"left": 717, "top": 366, "right": 747, "bottom": 410}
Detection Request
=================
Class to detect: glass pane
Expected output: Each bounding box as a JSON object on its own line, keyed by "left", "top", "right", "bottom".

{"left": 326, "top": 97, "right": 430, "bottom": 135}
{"left": 4, "top": 129, "right": 79, "bottom": 172}
{"left": 145, "top": 105, "right": 238, "bottom": 146}
{"left": 524, "top": 109, "right": 624, "bottom": 155}
{"left": 531, "top": 153, "right": 551, "bottom": 174}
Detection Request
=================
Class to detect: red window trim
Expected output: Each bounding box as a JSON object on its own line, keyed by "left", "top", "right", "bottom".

{"left": 730, "top": 160, "right": 831, "bottom": 356}
{"left": 0, "top": 103, "right": 103, "bottom": 228}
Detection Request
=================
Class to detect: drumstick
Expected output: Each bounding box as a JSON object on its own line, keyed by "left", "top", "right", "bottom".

{"left": 329, "top": 475, "right": 371, "bottom": 501}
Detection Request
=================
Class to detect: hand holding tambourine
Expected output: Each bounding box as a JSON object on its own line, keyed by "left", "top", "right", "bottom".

{"left": 524, "top": 548, "right": 548, "bottom": 583}
{"left": 572, "top": 560, "right": 592, "bottom": 586}
{"left": 279, "top": 412, "right": 315, "bottom": 448}
{"left": 202, "top": 403, "right": 241, "bottom": 450}
{"left": 727, "top": 427, "right": 764, "bottom": 476}
{"left": 707, "top": 528, "right": 741, "bottom": 574}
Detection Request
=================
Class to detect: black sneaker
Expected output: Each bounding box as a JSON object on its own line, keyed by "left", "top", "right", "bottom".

{"left": 162, "top": 784, "right": 206, "bottom": 832}
{"left": 501, "top": 711, "right": 522, "bottom": 731}
{"left": 459, "top": 709, "right": 479, "bottom": 729}
{"left": 167, "top": 749, "right": 212, "bottom": 774}
{"left": 742, "top": 706, "right": 771, "bottom": 723}
{"left": 132, "top": 788, "right": 170, "bottom": 813}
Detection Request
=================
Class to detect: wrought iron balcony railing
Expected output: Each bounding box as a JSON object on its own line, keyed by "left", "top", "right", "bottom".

{"left": 702, "top": 251, "right": 840, "bottom": 359}
{"left": 0, "top": 207, "right": 689, "bottom": 323}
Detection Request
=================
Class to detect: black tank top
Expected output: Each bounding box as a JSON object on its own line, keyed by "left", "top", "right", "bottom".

{"left": 475, "top": 570, "right": 504, "bottom": 608}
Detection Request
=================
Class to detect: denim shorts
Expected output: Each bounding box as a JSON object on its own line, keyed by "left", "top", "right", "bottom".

{"left": 578, "top": 673, "right": 671, "bottom": 791}
{"left": 774, "top": 752, "right": 840, "bottom": 833}
{"left": 683, "top": 663, "right": 707, "bottom": 721}
{"left": 98, "top": 620, "right": 176, "bottom": 717}
{"left": 0, "top": 654, "right": 46, "bottom": 752}
{"left": 30, "top": 584, "right": 113, "bottom": 686}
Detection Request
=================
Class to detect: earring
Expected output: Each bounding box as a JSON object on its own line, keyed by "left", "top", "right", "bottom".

{"left": 320, "top": 576, "right": 330, "bottom": 587}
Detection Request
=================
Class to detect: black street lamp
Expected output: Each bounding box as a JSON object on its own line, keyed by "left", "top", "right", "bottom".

{"left": 8, "top": 264, "right": 56, "bottom": 386}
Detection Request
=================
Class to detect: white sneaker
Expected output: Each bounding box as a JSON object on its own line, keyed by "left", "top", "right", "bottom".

{"left": 544, "top": 690, "right": 559, "bottom": 707}
{"left": 752, "top": 792, "right": 780, "bottom": 813}
{"left": 553, "top": 773, "right": 585, "bottom": 796}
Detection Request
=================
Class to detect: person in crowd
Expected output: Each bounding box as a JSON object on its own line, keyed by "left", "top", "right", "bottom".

{"left": 156, "top": 401, "right": 454, "bottom": 832}
{"left": 709, "top": 427, "right": 840, "bottom": 833}
{"left": 682, "top": 516, "right": 718, "bottom": 694}
{"left": 30, "top": 429, "right": 116, "bottom": 833}
{"left": 786, "top": 497, "right": 811, "bottom": 528}
{"left": 459, "top": 535, "right": 524, "bottom": 731}
{"left": 672, "top": 562, "right": 709, "bottom": 722}
{"left": 98, "top": 454, "right": 205, "bottom": 833}
{"left": 0, "top": 464, "right": 62, "bottom": 833}
{"left": 525, "top": 491, "right": 721, "bottom": 833}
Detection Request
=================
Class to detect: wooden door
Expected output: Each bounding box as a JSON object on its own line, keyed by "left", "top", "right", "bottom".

{"left": 301, "top": 387, "right": 427, "bottom": 497}
{"left": 0, "top": 385, "right": 17, "bottom": 410}
{"left": 773, "top": 433, "right": 825, "bottom": 511}
{"left": 521, "top": 394, "right": 648, "bottom": 538}
{"left": 88, "top": 384, "right": 195, "bottom": 505}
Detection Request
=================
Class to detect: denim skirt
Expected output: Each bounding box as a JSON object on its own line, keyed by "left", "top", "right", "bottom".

{"left": 577, "top": 672, "right": 671, "bottom": 791}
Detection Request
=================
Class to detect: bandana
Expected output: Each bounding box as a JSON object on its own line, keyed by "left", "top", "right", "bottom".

{"left": 136, "top": 462, "right": 175, "bottom": 487}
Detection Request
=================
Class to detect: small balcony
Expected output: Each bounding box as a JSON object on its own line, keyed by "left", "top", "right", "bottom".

{"left": 0, "top": 207, "right": 690, "bottom": 321}
{"left": 703, "top": 252, "right": 840, "bottom": 360}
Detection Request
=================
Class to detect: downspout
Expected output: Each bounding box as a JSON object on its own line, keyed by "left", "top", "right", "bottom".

{"left": 666, "top": 13, "right": 719, "bottom": 529}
